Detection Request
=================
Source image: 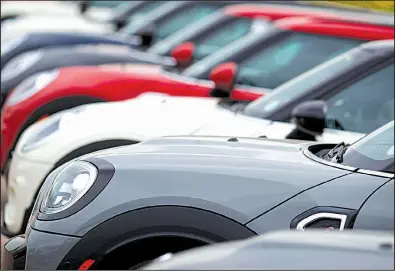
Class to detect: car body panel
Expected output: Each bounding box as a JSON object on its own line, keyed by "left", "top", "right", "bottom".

{"left": 24, "top": 228, "right": 80, "bottom": 270}
{"left": 1, "top": 1, "right": 82, "bottom": 20}
{"left": 1, "top": 13, "right": 114, "bottom": 39}
{"left": 29, "top": 137, "right": 352, "bottom": 236}
{"left": 353, "top": 179, "right": 394, "bottom": 231}
{"left": 246, "top": 172, "right": 392, "bottom": 233}
{"left": 1, "top": 45, "right": 174, "bottom": 96}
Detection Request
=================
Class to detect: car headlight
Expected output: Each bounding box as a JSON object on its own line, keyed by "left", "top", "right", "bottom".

{"left": 5, "top": 69, "right": 59, "bottom": 106}
{"left": 1, "top": 34, "right": 27, "bottom": 56}
{"left": 41, "top": 161, "right": 98, "bottom": 214}
{"left": 1, "top": 50, "right": 44, "bottom": 81}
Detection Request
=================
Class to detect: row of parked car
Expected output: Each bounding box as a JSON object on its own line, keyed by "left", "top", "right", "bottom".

{"left": 1, "top": 0, "right": 394, "bottom": 270}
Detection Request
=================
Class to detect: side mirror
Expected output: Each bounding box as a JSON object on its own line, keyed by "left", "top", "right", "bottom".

{"left": 135, "top": 23, "right": 156, "bottom": 47}
{"left": 79, "top": 0, "right": 89, "bottom": 14}
{"left": 113, "top": 18, "right": 126, "bottom": 31}
{"left": 286, "top": 100, "right": 327, "bottom": 141}
{"left": 170, "top": 42, "right": 195, "bottom": 69}
{"left": 209, "top": 62, "right": 238, "bottom": 98}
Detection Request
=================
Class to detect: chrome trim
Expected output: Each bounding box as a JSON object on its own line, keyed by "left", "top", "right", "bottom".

{"left": 302, "top": 146, "right": 357, "bottom": 172}
{"left": 303, "top": 144, "right": 394, "bottom": 178}
{"left": 296, "top": 212, "right": 348, "bottom": 231}
{"left": 357, "top": 169, "right": 394, "bottom": 178}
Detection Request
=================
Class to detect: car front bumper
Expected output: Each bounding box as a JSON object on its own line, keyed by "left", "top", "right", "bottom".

{"left": 4, "top": 152, "right": 53, "bottom": 236}
{"left": 3, "top": 228, "right": 81, "bottom": 270}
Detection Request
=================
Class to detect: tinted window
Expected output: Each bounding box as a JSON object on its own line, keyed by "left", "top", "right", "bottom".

{"left": 123, "top": 1, "right": 165, "bottom": 25}
{"left": 326, "top": 64, "right": 394, "bottom": 134}
{"left": 193, "top": 18, "right": 253, "bottom": 61}
{"left": 154, "top": 4, "right": 222, "bottom": 43}
{"left": 236, "top": 33, "right": 362, "bottom": 89}
{"left": 242, "top": 47, "right": 367, "bottom": 118}
{"left": 90, "top": 1, "right": 124, "bottom": 8}
{"left": 339, "top": 121, "right": 394, "bottom": 172}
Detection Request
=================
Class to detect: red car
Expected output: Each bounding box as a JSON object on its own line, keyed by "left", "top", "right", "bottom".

{"left": 1, "top": 12, "right": 394, "bottom": 171}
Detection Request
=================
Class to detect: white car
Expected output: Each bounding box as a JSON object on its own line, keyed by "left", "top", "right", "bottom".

{"left": 1, "top": 1, "right": 117, "bottom": 40}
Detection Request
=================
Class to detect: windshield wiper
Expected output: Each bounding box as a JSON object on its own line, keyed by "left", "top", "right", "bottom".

{"left": 326, "top": 142, "right": 349, "bottom": 163}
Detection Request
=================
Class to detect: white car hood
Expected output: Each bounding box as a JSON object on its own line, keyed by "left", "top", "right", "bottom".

{"left": 1, "top": 13, "right": 114, "bottom": 39}
{"left": 58, "top": 93, "right": 233, "bottom": 140}
{"left": 1, "top": 1, "right": 80, "bottom": 18}
{"left": 17, "top": 93, "right": 365, "bottom": 163}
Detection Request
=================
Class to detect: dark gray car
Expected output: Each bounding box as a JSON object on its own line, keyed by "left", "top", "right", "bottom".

{"left": 144, "top": 230, "right": 395, "bottom": 270}
{"left": 3, "top": 121, "right": 394, "bottom": 270}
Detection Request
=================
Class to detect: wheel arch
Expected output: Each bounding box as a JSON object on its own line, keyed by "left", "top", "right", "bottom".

{"left": 57, "top": 205, "right": 257, "bottom": 269}
{"left": 18, "top": 139, "right": 138, "bottom": 236}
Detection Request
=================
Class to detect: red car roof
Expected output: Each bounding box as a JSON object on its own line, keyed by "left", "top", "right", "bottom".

{"left": 273, "top": 16, "right": 394, "bottom": 40}
{"left": 224, "top": 4, "right": 394, "bottom": 27}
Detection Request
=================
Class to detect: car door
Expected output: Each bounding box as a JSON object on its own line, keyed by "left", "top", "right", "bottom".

{"left": 318, "top": 61, "right": 394, "bottom": 142}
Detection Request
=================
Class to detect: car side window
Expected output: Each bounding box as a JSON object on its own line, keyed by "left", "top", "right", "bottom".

{"left": 154, "top": 4, "right": 222, "bottom": 43}
{"left": 325, "top": 63, "right": 394, "bottom": 134}
{"left": 235, "top": 33, "right": 362, "bottom": 89}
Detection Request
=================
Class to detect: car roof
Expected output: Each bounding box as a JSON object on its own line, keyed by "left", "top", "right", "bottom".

{"left": 274, "top": 16, "right": 394, "bottom": 40}
{"left": 360, "top": 39, "right": 395, "bottom": 55}
{"left": 225, "top": 3, "right": 394, "bottom": 27}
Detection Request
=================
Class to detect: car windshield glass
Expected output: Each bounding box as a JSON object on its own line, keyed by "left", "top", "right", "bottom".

{"left": 153, "top": 4, "right": 223, "bottom": 43}
{"left": 338, "top": 121, "right": 394, "bottom": 173}
{"left": 120, "top": 1, "right": 165, "bottom": 26}
{"left": 184, "top": 32, "right": 362, "bottom": 84}
{"left": 192, "top": 17, "right": 254, "bottom": 62}
{"left": 90, "top": 1, "right": 124, "bottom": 8}
{"left": 234, "top": 33, "right": 362, "bottom": 89}
{"left": 242, "top": 47, "right": 367, "bottom": 118}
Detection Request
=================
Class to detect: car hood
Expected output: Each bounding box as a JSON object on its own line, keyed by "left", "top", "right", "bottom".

{"left": 1, "top": 14, "right": 114, "bottom": 39}
{"left": 31, "top": 135, "right": 352, "bottom": 236}
{"left": 54, "top": 93, "right": 365, "bottom": 142}
{"left": 54, "top": 93, "right": 273, "bottom": 141}
{"left": 58, "top": 135, "right": 351, "bottom": 236}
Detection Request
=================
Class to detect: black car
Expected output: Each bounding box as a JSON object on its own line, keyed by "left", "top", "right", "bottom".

{"left": 3, "top": 120, "right": 394, "bottom": 269}
{"left": 144, "top": 230, "right": 395, "bottom": 270}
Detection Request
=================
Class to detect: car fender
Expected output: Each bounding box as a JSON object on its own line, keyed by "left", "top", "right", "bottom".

{"left": 56, "top": 205, "right": 257, "bottom": 270}
{"left": 7, "top": 95, "right": 107, "bottom": 162}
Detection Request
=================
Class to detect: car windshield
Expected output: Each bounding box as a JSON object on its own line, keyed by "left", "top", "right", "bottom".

{"left": 242, "top": 46, "right": 369, "bottom": 119}
{"left": 149, "top": 13, "right": 260, "bottom": 62}
{"left": 337, "top": 121, "right": 394, "bottom": 173}
{"left": 184, "top": 32, "right": 363, "bottom": 85}
{"left": 90, "top": 1, "right": 125, "bottom": 8}
{"left": 120, "top": 2, "right": 222, "bottom": 46}
{"left": 112, "top": 1, "right": 165, "bottom": 26}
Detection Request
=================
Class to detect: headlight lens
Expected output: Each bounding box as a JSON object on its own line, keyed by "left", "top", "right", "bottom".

{"left": 41, "top": 161, "right": 98, "bottom": 214}
{"left": 1, "top": 50, "right": 44, "bottom": 81}
{"left": 5, "top": 69, "right": 59, "bottom": 106}
{"left": 1, "top": 34, "right": 27, "bottom": 56}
